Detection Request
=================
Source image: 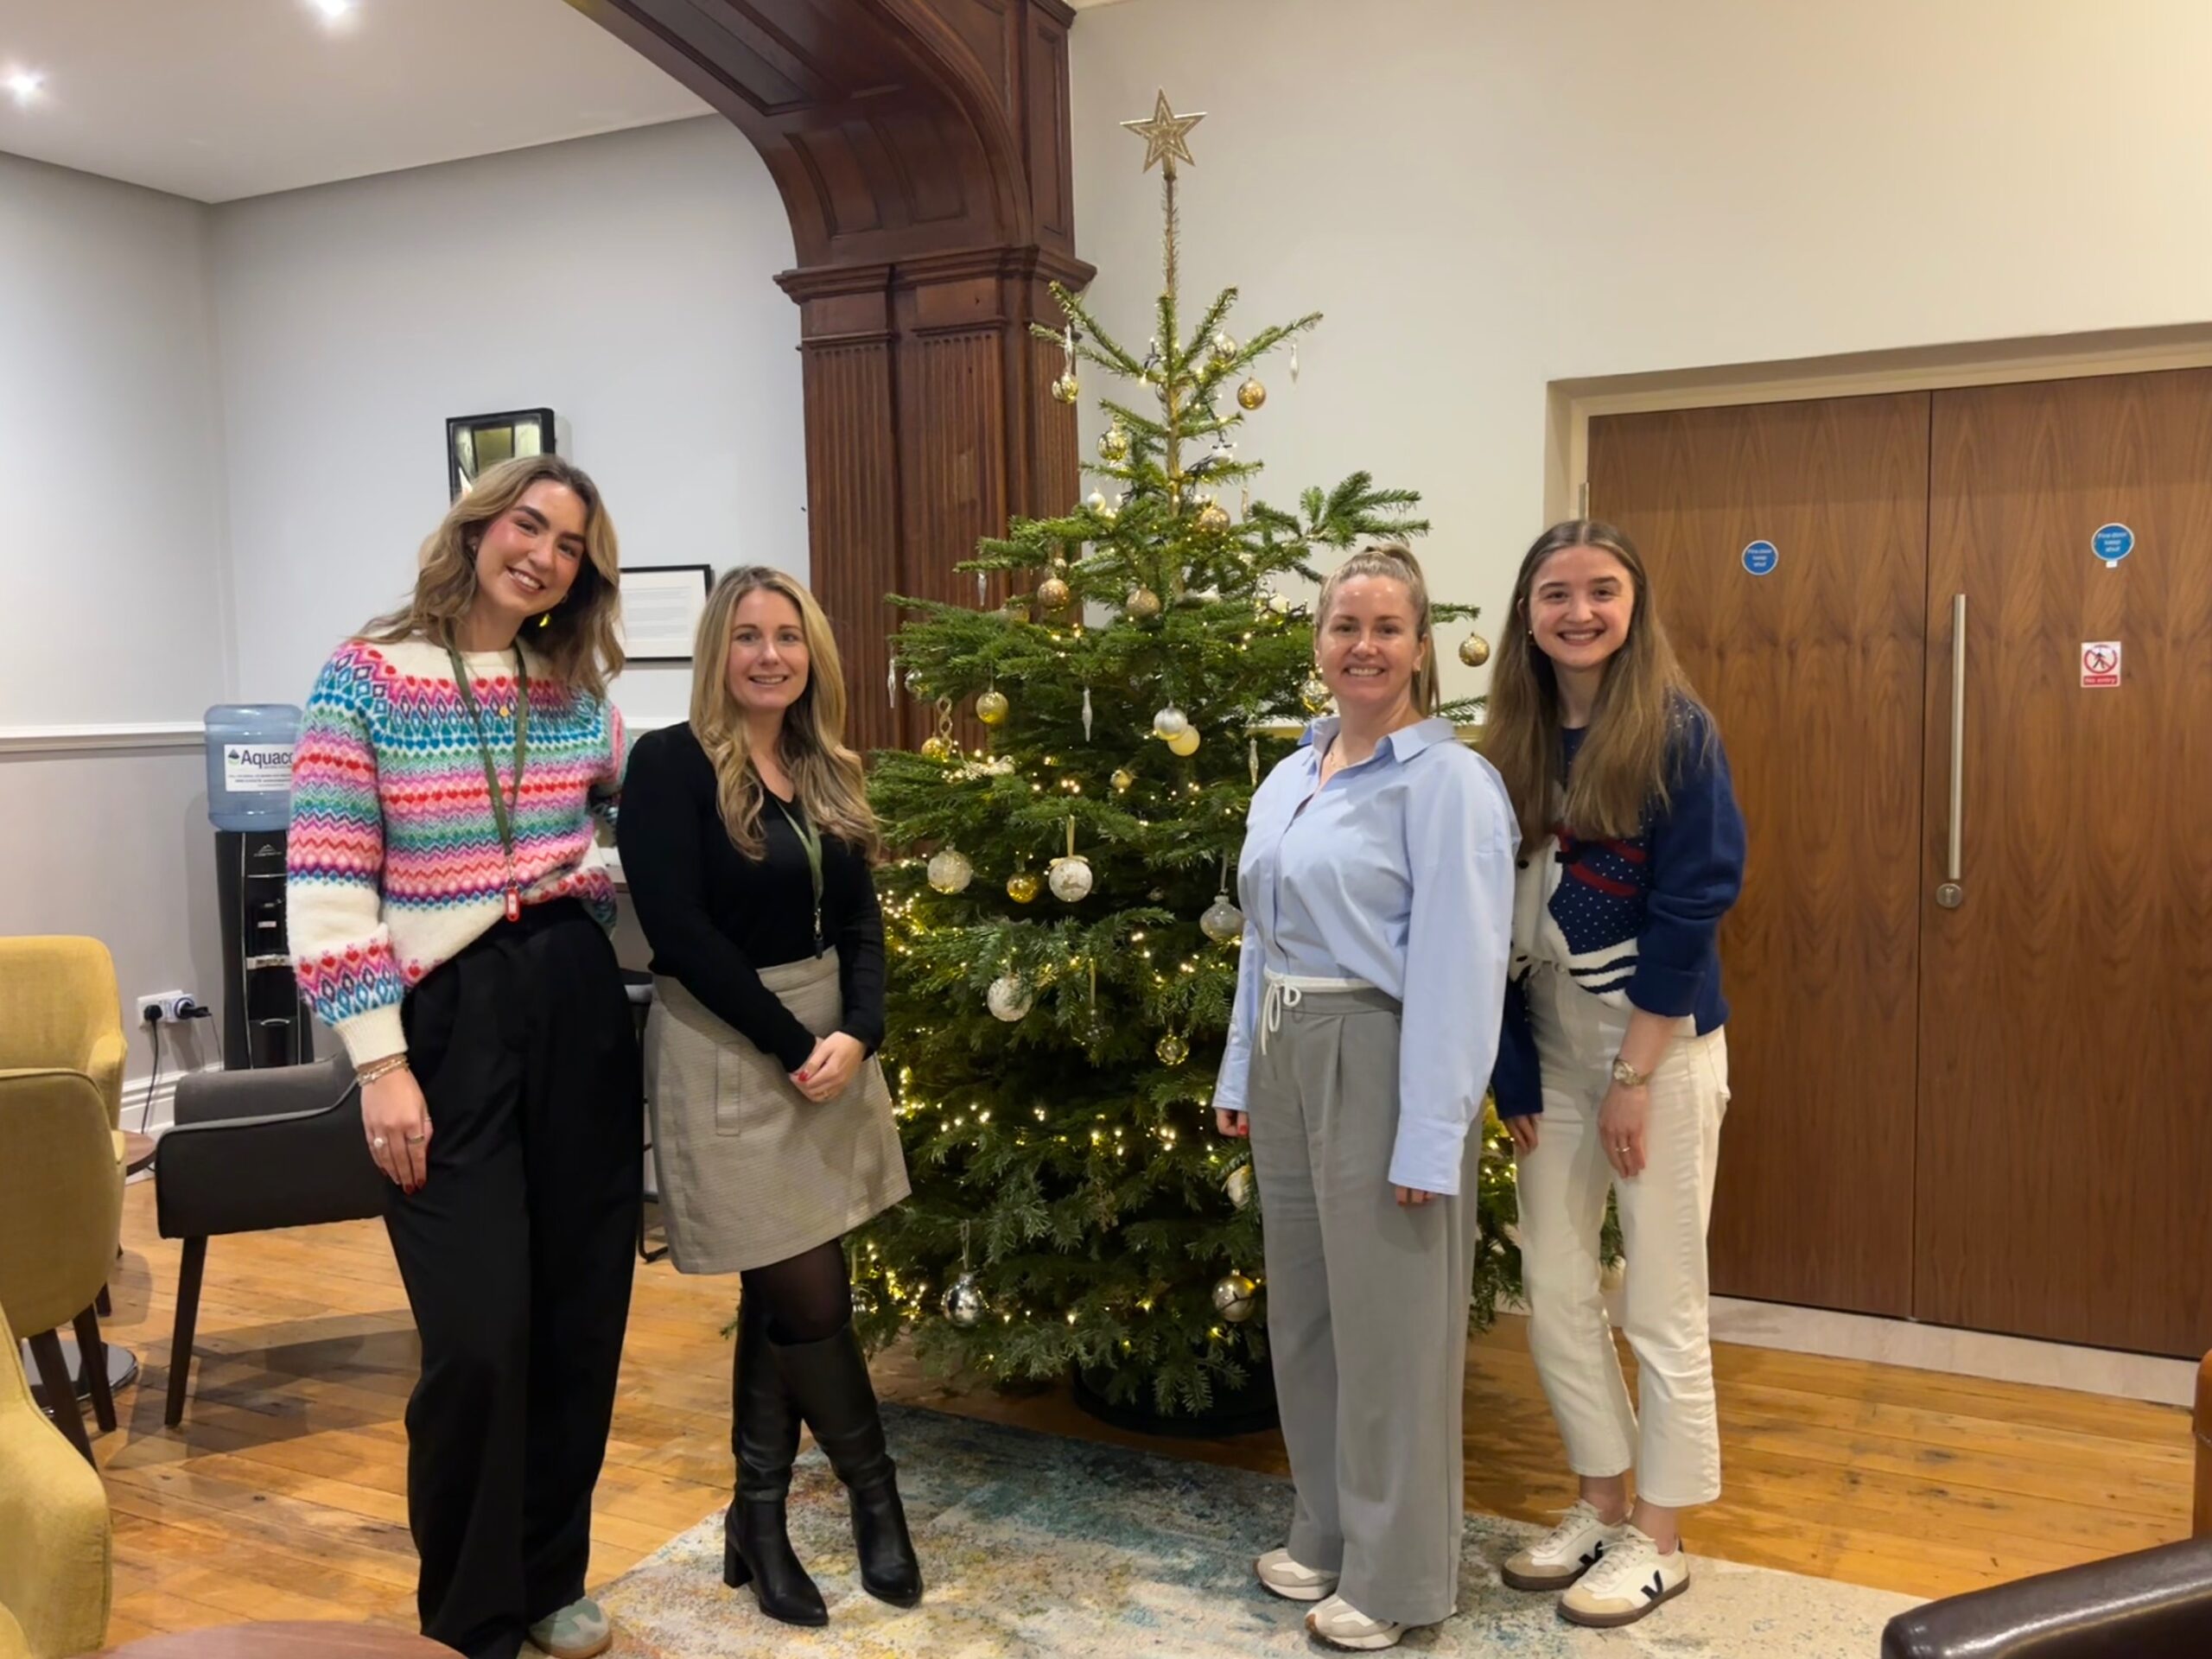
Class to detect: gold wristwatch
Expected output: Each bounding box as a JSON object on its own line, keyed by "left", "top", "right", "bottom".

{"left": 1610, "top": 1057, "right": 1649, "bottom": 1089}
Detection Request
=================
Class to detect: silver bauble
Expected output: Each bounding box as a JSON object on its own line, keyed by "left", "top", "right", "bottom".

{"left": 1152, "top": 706, "right": 1190, "bottom": 741}
{"left": 1211, "top": 1272, "right": 1258, "bottom": 1322}
{"left": 1047, "top": 855, "right": 1094, "bottom": 903}
{"left": 926, "top": 849, "right": 974, "bottom": 894}
{"left": 943, "top": 1274, "right": 988, "bottom": 1327}
{"left": 987, "top": 974, "right": 1033, "bottom": 1022}
{"left": 1200, "top": 895, "right": 1245, "bottom": 944}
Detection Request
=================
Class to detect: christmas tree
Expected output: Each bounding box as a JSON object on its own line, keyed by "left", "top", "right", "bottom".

{"left": 849, "top": 92, "right": 1519, "bottom": 1420}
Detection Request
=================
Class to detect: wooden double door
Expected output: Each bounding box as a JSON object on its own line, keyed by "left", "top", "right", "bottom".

{"left": 1589, "top": 370, "right": 2212, "bottom": 1357}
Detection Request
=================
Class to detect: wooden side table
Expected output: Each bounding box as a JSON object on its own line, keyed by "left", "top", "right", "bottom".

{"left": 101, "top": 1621, "right": 456, "bottom": 1656}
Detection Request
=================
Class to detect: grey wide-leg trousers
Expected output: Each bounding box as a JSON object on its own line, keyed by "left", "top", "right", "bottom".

{"left": 1245, "top": 979, "right": 1483, "bottom": 1628}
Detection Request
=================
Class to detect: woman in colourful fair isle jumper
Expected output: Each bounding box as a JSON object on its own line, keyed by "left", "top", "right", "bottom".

{"left": 286, "top": 454, "right": 637, "bottom": 1659}
{"left": 617, "top": 567, "right": 916, "bottom": 1629}
{"left": 1214, "top": 544, "right": 1517, "bottom": 1653}
{"left": 1481, "top": 519, "right": 1745, "bottom": 1631}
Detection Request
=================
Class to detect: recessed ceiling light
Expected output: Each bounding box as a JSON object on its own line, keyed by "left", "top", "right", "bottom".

{"left": 5, "top": 70, "right": 43, "bottom": 105}
{"left": 310, "top": 0, "right": 353, "bottom": 18}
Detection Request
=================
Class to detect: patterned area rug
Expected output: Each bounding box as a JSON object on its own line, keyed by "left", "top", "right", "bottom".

{"left": 596, "top": 1404, "right": 1916, "bottom": 1656}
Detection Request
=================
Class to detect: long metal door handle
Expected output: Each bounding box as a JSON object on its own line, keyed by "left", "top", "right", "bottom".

{"left": 1938, "top": 593, "right": 1966, "bottom": 909}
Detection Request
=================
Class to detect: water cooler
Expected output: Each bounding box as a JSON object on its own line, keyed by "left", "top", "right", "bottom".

{"left": 206, "top": 705, "right": 315, "bottom": 1069}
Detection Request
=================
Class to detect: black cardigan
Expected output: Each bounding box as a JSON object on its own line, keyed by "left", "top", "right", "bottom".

{"left": 616, "top": 721, "right": 886, "bottom": 1071}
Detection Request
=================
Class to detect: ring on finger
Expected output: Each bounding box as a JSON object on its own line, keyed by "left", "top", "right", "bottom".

{"left": 372, "top": 1135, "right": 388, "bottom": 1149}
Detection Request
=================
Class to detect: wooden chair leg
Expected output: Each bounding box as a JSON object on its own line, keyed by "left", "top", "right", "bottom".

{"left": 165, "top": 1236, "right": 207, "bottom": 1429}
{"left": 72, "top": 1305, "right": 117, "bottom": 1433}
{"left": 24, "top": 1327, "right": 93, "bottom": 1463}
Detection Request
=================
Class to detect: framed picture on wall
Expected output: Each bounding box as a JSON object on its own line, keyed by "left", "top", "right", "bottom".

{"left": 447, "top": 407, "right": 556, "bottom": 499}
{"left": 620, "top": 564, "right": 715, "bottom": 663}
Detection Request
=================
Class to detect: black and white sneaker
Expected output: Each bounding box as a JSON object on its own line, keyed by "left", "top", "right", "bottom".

{"left": 1500, "top": 1499, "right": 1624, "bottom": 1592}
{"left": 1559, "top": 1524, "right": 1688, "bottom": 1628}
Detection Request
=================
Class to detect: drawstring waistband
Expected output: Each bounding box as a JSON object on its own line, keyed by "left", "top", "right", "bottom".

{"left": 1260, "top": 969, "right": 1377, "bottom": 1054}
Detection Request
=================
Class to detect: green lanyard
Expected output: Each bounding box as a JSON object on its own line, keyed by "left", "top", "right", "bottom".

{"left": 446, "top": 643, "right": 531, "bottom": 923}
{"left": 768, "top": 793, "right": 825, "bottom": 956}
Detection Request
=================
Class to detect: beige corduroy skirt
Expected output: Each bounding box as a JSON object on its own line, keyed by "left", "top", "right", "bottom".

{"left": 644, "top": 949, "right": 909, "bottom": 1274}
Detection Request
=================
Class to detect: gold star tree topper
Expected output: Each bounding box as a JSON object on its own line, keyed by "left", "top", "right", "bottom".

{"left": 1121, "top": 90, "right": 1205, "bottom": 175}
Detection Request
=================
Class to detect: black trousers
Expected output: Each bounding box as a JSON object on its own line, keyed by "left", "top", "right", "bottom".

{"left": 386, "top": 900, "right": 642, "bottom": 1659}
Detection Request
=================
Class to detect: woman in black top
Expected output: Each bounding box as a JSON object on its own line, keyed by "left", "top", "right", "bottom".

{"left": 618, "top": 566, "right": 915, "bottom": 1627}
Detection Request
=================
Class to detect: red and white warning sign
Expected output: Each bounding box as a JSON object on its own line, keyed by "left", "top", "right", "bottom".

{"left": 2081, "top": 641, "right": 2121, "bottom": 689}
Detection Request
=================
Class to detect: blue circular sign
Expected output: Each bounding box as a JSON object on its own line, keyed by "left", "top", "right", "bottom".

{"left": 2092, "top": 523, "right": 2133, "bottom": 565}
{"left": 1742, "top": 539, "right": 1779, "bottom": 576}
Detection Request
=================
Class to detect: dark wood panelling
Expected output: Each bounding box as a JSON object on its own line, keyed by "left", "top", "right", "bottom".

{"left": 577, "top": 0, "right": 1095, "bottom": 753}
{"left": 1591, "top": 393, "right": 1932, "bottom": 1319}
{"left": 1919, "top": 370, "right": 2212, "bottom": 1357}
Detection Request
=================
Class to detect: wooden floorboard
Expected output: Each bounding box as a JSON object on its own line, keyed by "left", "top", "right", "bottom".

{"left": 65, "top": 1181, "right": 2194, "bottom": 1639}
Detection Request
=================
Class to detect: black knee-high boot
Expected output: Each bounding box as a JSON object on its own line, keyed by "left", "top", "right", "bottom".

{"left": 722, "top": 1300, "right": 827, "bottom": 1626}
{"left": 771, "top": 1320, "right": 924, "bottom": 1608}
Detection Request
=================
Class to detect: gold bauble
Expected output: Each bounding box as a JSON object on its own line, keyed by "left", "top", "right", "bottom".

{"left": 1036, "top": 575, "right": 1072, "bottom": 613}
{"left": 1459, "top": 632, "right": 1492, "bottom": 668}
{"left": 1166, "top": 726, "right": 1201, "bottom": 757}
{"left": 1051, "top": 372, "right": 1080, "bottom": 404}
{"left": 976, "top": 689, "right": 1010, "bottom": 726}
{"left": 1006, "top": 872, "right": 1040, "bottom": 904}
{"left": 1300, "top": 675, "right": 1332, "bottom": 715}
{"left": 1156, "top": 1032, "right": 1190, "bottom": 1067}
{"left": 1211, "top": 1271, "right": 1258, "bottom": 1321}
{"left": 1002, "top": 596, "right": 1032, "bottom": 623}
{"left": 1125, "top": 587, "right": 1161, "bottom": 621}
{"left": 1099, "top": 423, "right": 1130, "bottom": 462}
{"left": 1195, "top": 499, "right": 1231, "bottom": 532}
{"left": 1110, "top": 767, "right": 1135, "bottom": 791}
{"left": 920, "top": 735, "right": 953, "bottom": 762}
{"left": 1236, "top": 378, "right": 1267, "bottom": 411}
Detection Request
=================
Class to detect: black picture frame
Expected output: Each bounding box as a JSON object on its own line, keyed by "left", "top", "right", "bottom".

{"left": 619, "top": 563, "right": 716, "bottom": 664}
{"left": 446, "top": 407, "right": 556, "bottom": 499}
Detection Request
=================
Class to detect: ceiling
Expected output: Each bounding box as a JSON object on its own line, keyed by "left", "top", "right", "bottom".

{"left": 0, "top": 0, "right": 1136, "bottom": 206}
{"left": 0, "top": 0, "right": 714, "bottom": 203}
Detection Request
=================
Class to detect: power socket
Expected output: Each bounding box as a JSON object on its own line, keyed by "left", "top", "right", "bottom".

{"left": 138, "top": 989, "right": 207, "bottom": 1024}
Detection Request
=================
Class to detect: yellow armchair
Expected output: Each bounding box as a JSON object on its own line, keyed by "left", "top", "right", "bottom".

{"left": 0, "top": 1065, "right": 125, "bottom": 1459}
{"left": 0, "top": 1301, "right": 111, "bottom": 1656}
{"left": 0, "top": 939, "right": 126, "bottom": 1134}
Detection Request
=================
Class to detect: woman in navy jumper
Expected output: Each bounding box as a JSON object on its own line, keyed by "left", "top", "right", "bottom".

{"left": 1480, "top": 519, "right": 1745, "bottom": 1631}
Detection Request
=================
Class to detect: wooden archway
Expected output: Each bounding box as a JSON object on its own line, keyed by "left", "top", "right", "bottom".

{"left": 568, "top": 0, "right": 1093, "bottom": 751}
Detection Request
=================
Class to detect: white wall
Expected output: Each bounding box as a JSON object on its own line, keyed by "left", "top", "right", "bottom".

{"left": 213, "top": 115, "right": 804, "bottom": 724}
{"left": 0, "top": 152, "right": 231, "bottom": 723}
{"left": 3, "top": 116, "right": 798, "bottom": 1096}
{"left": 1069, "top": 0, "right": 2212, "bottom": 695}
{"left": 0, "top": 155, "right": 232, "bottom": 1076}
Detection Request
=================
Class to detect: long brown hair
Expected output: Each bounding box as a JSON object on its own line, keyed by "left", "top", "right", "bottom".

{"left": 362, "top": 454, "right": 625, "bottom": 701}
{"left": 1483, "top": 518, "right": 1711, "bottom": 847}
{"left": 690, "top": 565, "right": 880, "bottom": 861}
{"left": 1313, "top": 542, "right": 1441, "bottom": 716}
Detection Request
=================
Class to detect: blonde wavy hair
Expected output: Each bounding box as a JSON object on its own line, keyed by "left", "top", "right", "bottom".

{"left": 362, "top": 454, "right": 625, "bottom": 701}
{"left": 690, "top": 565, "right": 880, "bottom": 861}
{"left": 1313, "top": 542, "right": 1441, "bottom": 716}
{"left": 1482, "top": 518, "right": 1712, "bottom": 847}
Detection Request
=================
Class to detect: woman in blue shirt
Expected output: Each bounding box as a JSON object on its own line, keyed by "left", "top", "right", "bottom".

{"left": 1482, "top": 519, "right": 1745, "bottom": 1630}
{"left": 1214, "top": 543, "right": 1517, "bottom": 1651}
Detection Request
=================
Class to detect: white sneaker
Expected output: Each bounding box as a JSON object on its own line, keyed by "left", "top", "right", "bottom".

{"left": 1254, "top": 1546, "right": 1338, "bottom": 1601}
{"left": 1499, "top": 1499, "right": 1624, "bottom": 1591}
{"left": 1304, "top": 1593, "right": 1405, "bottom": 1650}
{"left": 1559, "top": 1524, "right": 1688, "bottom": 1628}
